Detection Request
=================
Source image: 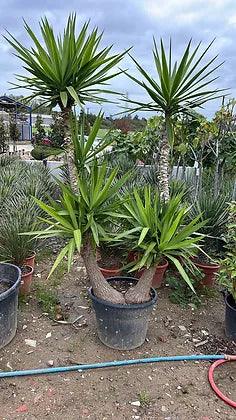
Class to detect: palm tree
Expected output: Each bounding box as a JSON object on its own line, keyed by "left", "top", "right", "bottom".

{"left": 124, "top": 39, "right": 224, "bottom": 201}
{"left": 5, "top": 14, "right": 127, "bottom": 190}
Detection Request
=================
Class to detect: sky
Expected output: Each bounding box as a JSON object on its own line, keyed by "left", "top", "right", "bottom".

{"left": 1, "top": 0, "right": 236, "bottom": 118}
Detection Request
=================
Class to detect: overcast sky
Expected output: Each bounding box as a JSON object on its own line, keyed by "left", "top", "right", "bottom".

{"left": 1, "top": 0, "right": 236, "bottom": 117}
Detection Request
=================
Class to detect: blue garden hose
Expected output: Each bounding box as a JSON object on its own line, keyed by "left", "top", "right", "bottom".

{"left": 0, "top": 354, "right": 226, "bottom": 378}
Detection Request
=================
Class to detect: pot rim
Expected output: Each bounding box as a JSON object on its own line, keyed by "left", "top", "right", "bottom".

{"left": 193, "top": 259, "right": 220, "bottom": 269}
{"left": 0, "top": 263, "right": 22, "bottom": 301}
{"left": 137, "top": 259, "right": 169, "bottom": 271}
{"left": 21, "top": 264, "right": 34, "bottom": 276}
{"left": 156, "top": 259, "right": 169, "bottom": 268}
{"left": 25, "top": 251, "right": 36, "bottom": 260}
{"left": 225, "top": 293, "right": 236, "bottom": 311}
{"left": 98, "top": 265, "right": 122, "bottom": 273}
{"left": 88, "top": 276, "right": 157, "bottom": 310}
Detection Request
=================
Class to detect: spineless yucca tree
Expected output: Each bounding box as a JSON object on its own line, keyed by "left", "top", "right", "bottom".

{"left": 124, "top": 39, "right": 225, "bottom": 201}
{"left": 5, "top": 13, "right": 128, "bottom": 191}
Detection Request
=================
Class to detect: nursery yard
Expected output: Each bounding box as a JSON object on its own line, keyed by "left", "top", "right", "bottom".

{"left": 0, "top": 248, "right": 235, "bottom": 420}
{"left": 0, "top": 5, "right": 236, "bottom": 420}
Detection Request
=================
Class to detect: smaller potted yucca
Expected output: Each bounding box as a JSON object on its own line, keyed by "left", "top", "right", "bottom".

{"left": 189, "top": 191, "right": 228, "bottom": 286}
{"left": 0, "top": 198, "right": 38, "bottom": 295}
{"left": 115, "top": 187, "right": 206, "bottom": 304}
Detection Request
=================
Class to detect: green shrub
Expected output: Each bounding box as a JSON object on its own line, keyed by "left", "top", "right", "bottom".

{"left": 219, "top": 202, "right": 236, "bottom": 299}
{"left": 31, "top": 145, "right": 63, "bottom": 160}
{"left": 188, "top": 189, "right": 229, "bottom": 257}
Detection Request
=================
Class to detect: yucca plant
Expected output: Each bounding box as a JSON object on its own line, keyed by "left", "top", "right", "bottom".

{"left": 0, "top": 197, "right": 39, "bottom": 266}
{"left": 124, "top": 39, "right": 224, "bottom": 201}
{"left": 25, "top": 162, "right": 131, "bottom": 304}
{"left": 0, "top": 157, "right": 56, "bottom": 265}
{"left": 189, "top": 189, "right": 229, "bottom": 258}
{"left": 0, "top": 158, "right": 56, "bottom": 210}
{"left": 71, "top": 112, "right": 114, "bottom": 171}
{"left": 5, "top": 13, "right": 127, "bottom": 189}
{"left": 115, "top": 187, "right": 205, "bottom": 303}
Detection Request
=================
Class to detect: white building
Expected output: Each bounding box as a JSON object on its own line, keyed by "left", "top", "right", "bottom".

{"left": 32, "top": 114, "right": 53, "bottom": 128}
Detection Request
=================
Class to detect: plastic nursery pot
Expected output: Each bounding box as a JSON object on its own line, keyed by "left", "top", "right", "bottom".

{"left": 193, "top": 260, "right": 220, "bottom": 287}
{"left": 0, "top": 263, "right": 21, "bottom": 349}
{"left": 152, "top": 259, "right": 169, "bottom": 288}
{"left": 19, "top": 265, "right": 34, "bottom": 296}
{"left": 24, "top": 251, "right": 36, "bottom": 270}
{"left": 89, "top": 277, "right": 157, "bottom": 350}
{"left": 225, "top": 294, "right": 236, "bottom": 339}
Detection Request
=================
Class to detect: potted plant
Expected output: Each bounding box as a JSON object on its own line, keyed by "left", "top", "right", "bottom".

{"left": 0, "top": 157, "right": 57, "bottom": 291}
{"left": 97, "top": 244, "right": 123, "bottom": 279}
{"left": 219, "top": 254, "right": 236, "bottom": 339}
{"left": 31, "top": 168, "right": 205, "bottom": 349}
{"left": 127, "top": 248, "right": 168, "bottom": 287}
{"left": 189, "top": 191, "right": 229, "bottom": 286}
{"left": 0, "top": 263, "right": 21, "bottom": 349}
{"left": 114, "top": 187, "right": 206, "bottom": 302}
{"left": 218, "top": 202, "right": 236, "bottom": 339}
{"left": 0, "top": 198, "right": 38, "bottom": 295}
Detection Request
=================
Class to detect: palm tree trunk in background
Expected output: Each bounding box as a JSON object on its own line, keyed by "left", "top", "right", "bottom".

{"left": 213, "top": 138, "right": 220, "bottom": 198}
{"left": 60, "top": 106, "right": 78, "bottom": 193}
{"left": 159, "top": 124, "right": 170, "bottom": 202}
{"left": 81, "top": 239, "right": 125, "bottom": 304}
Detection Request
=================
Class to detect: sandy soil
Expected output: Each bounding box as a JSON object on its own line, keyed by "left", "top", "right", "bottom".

{"left": 0, "top": 252, "right": 235, "bottom": 420}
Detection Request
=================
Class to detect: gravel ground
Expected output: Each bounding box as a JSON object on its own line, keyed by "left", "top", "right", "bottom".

{"left": 0, "top": 251, "right": 235, "bottom": 420}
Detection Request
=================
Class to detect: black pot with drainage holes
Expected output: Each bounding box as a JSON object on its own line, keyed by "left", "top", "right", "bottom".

{"left": 0, "top": 263, "right": 21, "bottom": 349}
{"left": 225, "top": 293, "right": 236, "bottom": 339}
{"left": 88, "top": 277, "right": 157, "bottom": 350}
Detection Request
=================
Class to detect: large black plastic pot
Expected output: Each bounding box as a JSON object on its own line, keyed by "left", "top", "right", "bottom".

{"left": 0, "top": 263, "right": 21, "bottom": 349}
{"left": 225, "top": 293, "right": 236, "bottom": 339}
{"left": 89, "top": 277, "right": 157, "bottom": 350}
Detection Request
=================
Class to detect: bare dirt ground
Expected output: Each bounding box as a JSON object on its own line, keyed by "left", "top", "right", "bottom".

{"left": 0, "top": 249, "right": 235, "bottom": 420}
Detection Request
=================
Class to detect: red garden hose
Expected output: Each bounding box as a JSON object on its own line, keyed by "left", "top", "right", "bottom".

{"left": 208, "top": 355, "right": 236, "bottom": 408}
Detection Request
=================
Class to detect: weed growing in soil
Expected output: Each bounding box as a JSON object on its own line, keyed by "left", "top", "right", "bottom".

{"left": 49, "top": 260, "right": 68, "bottom": 287}
{"left": 36, "top": 247, "right": 54, "bottom": 263}
{"left": 167, "top": 275, "right": 218, "bottom": 308}
{"left": 35, "top": 285, "right": 59, "bottom": 318}
{"left": 168, "top": 276, "right": 202, "bottom": 308}
{"left": 138, "top": 390, "right": 151, "bottom": 407}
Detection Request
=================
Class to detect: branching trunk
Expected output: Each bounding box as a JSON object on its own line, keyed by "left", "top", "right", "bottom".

{"left": 159, "top": 128, "right": 170, "bottom": 202}
{"left": 125, "top": 266, "right": 156, "bottom": 304}
{"left": 81, "top": 239, "right": 125, "bottom": 304}
{"left": 82, "top": 239, "right": 156, "bottom": 305}
{"left": 60, "top": 106, "right": 78, "bottom": 193}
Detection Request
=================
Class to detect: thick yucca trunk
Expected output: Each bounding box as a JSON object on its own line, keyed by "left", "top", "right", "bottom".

{"left": 81, "top": 239, "right": 125, "bottom": 304}
{"left": 82, "top": 239, "right": 155, "bottom": 305}
{"left": 159, "top": 127, "right": 170, "bottom": 202}
{"left": 125, "top": 266, "right": 156, "bottom": 304}
{"left": 60, "top": 106, "right": 78, "bottom": 194}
